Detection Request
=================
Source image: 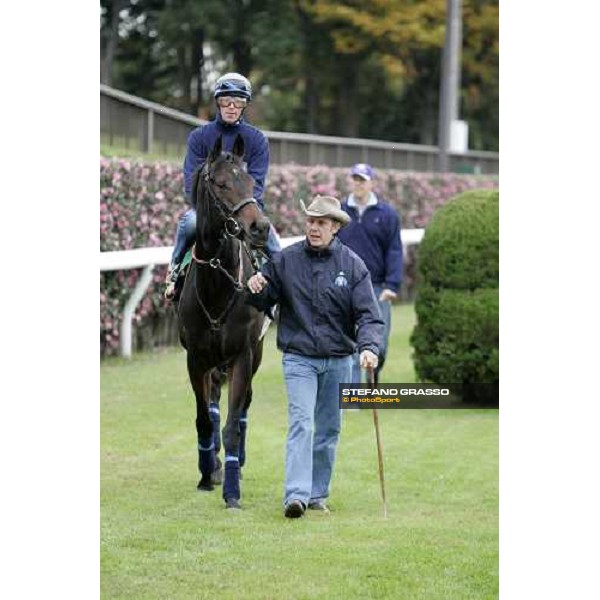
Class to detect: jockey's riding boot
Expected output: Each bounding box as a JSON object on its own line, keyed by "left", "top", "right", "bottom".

{"left": 164, "top": 261, "right": 181, "bottom": 301}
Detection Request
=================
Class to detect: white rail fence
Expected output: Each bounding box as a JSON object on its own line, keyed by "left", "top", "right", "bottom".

{"left": 100, "top": 230, "right": 424, "bottom": 357}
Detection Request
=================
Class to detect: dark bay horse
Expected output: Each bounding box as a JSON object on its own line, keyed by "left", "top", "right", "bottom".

{"left": 177, "top": 134, "right": 270, "bottom": 509}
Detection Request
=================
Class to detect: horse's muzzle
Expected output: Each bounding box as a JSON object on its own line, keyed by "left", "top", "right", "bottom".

{"left": 249, "top": 219, "right": 270, "bottom": 248}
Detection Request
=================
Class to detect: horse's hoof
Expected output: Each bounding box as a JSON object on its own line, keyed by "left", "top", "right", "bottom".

{"left": 211, "top": 468, "right": 223, "bottom": 485}
{"left": 225, "top": 498, "right": 241, "bottom": 509}
{"left": 197, "top": 478, "right": 214, "bottom": 492}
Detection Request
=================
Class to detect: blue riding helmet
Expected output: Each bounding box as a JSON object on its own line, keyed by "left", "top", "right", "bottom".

{"left": 214, "top": 73, "right": 252, "bottom": 101}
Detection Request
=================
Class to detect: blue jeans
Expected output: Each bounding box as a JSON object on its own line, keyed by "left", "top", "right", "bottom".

{"left": 351, "top": 285, "right": 391, "bottom": 383}
{"left": 282, "top": 353, "right": 352, "bottom": 506}
{"left": 171, "top": 207, "right": 281, "bottom": 266}
{"left": 172, "top": 208, "right": 197, "bottom": 265}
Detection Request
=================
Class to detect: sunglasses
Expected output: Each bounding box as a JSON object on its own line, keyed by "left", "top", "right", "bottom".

{"left": 217, "top": 96, "right": 248, "bottom": 109}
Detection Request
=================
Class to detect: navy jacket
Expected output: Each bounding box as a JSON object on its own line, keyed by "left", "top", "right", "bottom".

{"left": 247, "top": 237, "right": 384, "bottom": 358}
{"left": 337, "top": 195, "right": 403, "bottom": 293}
{"left": 183, "top": 113, "right": 269, "bottom": 209}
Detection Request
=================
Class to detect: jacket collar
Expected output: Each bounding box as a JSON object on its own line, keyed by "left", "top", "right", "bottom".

{"left": 347, "top": 192, "right": 378, "bottom": 210}
{"left": 303, "top": 236, "right": 341, "bottom": 257}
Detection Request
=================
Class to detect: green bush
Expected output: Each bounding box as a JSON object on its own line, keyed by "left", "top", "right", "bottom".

{"left": 410, "top": 189, "right": 499, "bottom": 403}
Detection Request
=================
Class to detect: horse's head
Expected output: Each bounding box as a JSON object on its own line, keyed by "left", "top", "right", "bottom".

{"left": 199, "top": 135, "right": 271, "bottom": 249}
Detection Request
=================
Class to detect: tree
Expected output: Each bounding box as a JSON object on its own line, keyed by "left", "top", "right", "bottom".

{"left": 156, "top": 0, "right": 208, "bottom": 115}
{"left": 294, "top": 0, "right": 446, "bottom": 137}
{"left": 100, "top": 0, "right": 130, "bottom": 86}
{"left": 99, "top": 0, "right": 498, "bottom": 151}
{"left": 461, "top": 0, "right": 498, "bottom": 150}
{"left": 291, "top": 0, "right": 497, "bottom": 148}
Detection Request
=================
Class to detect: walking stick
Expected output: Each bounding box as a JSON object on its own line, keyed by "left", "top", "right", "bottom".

{"left": 367, "top": 366, "right": 388, "bottom": 519}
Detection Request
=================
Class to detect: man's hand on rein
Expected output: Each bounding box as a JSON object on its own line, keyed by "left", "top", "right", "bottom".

{"left": 247, "top": 272, "right": 268, "bottom": 294}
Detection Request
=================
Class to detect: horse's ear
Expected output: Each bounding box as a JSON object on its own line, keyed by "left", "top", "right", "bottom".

{"left": 232, "top": 134, "right": 245, "bottom": 159}
{"left": 208, "top": 136, "right": 223, "bottom": 164}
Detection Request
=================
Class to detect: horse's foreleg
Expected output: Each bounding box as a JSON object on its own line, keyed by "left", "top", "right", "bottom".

{"left": 209, "top": 367, "right": 225, "bottom": 485}
{"left": 222, "top": 354, "right": 253, "bottom": 508}
{"left": 209, "top": 367, "right": 224, "bottom": 454}
{"left": 239, "top": 338, "right": 263, "bottom": 469}
{"left": 239, "top": 390, "right": 251, "bottom": 469}
{"left": 187, "top": 353, "right": 215, "bottom": 491}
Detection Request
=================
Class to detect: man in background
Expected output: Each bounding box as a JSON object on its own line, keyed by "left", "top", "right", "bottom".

{"left": 337, "top": 163, "right": 403, "bottom": 384}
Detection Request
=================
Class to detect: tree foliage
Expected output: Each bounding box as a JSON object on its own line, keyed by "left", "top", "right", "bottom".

{"left": 100, "top": 0, "right": 498, "bottom": 150}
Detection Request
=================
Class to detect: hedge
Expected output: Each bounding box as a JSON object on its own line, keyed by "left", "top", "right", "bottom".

{"left": 410, "top": 189, "right": 499, "bottom": 403}
{"left": 100, "top": 157, "right": 498, "bottom": 356}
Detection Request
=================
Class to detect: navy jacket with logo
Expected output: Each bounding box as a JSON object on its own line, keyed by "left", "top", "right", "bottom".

{"left": 183, "top": 113, "right": 269, "bottom": 209}
{"left": 337, "top": 195, "right": 403, "bottom": 293}
{"left": 247, "top": 237, "right": 384, "bottom": 358}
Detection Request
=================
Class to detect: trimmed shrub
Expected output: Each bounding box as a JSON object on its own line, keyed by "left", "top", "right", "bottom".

{"left": 410, "top": 189, "right": 499, "bottom": 403}
{"left": 100, "top": 157, "right": 499, "bottom": 357}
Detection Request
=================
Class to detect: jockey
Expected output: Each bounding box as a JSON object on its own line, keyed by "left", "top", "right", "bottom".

{"left": 165, "top": 72, "right": 281, "bottom": 300}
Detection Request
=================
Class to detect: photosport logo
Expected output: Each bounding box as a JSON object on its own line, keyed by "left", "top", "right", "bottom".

{"left": 338, "top": 383, "right": 499, "bottom": 409}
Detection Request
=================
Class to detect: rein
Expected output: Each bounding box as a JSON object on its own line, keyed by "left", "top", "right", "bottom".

{"left": 191, "top": 242, "right": 245, "bottom": 331}
{"left": 192, "top": 241, "right": 244, "bottom": 291}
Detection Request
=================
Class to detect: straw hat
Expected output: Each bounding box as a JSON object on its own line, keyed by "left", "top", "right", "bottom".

{"left": 299, "top": 195, "right": 350, "bottom": 226}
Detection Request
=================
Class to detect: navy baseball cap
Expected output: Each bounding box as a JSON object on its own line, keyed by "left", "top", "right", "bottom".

{"left": 350, "top": 163, "right": 374, "bottom": 181}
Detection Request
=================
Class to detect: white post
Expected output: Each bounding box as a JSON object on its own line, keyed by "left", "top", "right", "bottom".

{"left": 438, "top": 0, "right": 463, "bottom": 172}
{"left": 146, "top": 109, "right": 154, "bottom": 154}
{"left": 120, "top": 264, "right": 156, "bottom": 358}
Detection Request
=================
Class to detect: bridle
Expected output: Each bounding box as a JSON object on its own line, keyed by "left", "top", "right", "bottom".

{"left": 204, "top": 171, "right": 258, "bottom": 237}
{"left": 188, "top": 159, "right": 266, "bottom": 330}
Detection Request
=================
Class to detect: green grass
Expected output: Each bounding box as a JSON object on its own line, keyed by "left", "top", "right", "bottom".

{"left": 101, "top": 304, "right": 498, "bottom": 599}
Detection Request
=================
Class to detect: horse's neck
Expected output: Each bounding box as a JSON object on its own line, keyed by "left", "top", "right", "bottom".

{"left": 194, "top": 237, "right": 242, "bottom": 305}
{"left": 195, "top": 199, "right": 221, "bottom": 255}
{"left": 194, "top": 222, "right": 221, "bottom": 259}
{"left": 193, "top": 189, "right": 241, "bottom": 289}
{"left": 195, "top": 211, "right": 239, "bottom": 271}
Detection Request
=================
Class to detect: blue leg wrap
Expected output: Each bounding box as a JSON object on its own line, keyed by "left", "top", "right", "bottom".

{"left": 239, "top": 411, "right": 248, "bottom": 468}
{"left": 198, "top": 437, "right": 216, "bottom": 478}
{"left": 209, "top": 402, "right": 222, "bottom": 453}
{"left": 223, "top": 455, "right": 240, "bottom": 500}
